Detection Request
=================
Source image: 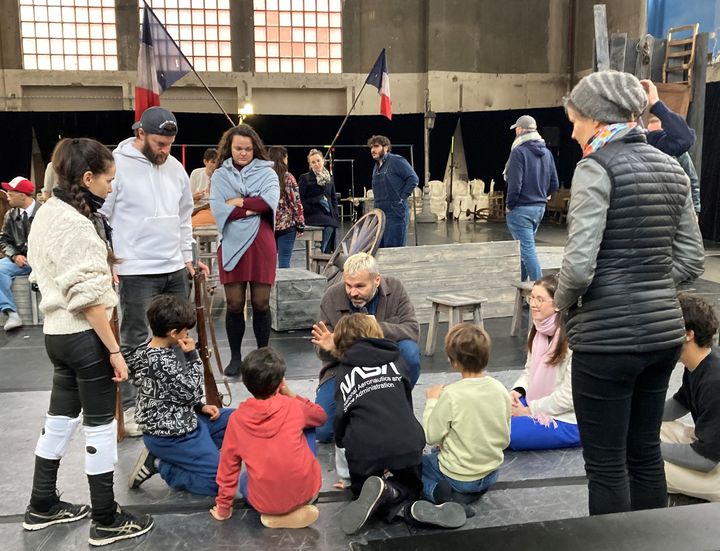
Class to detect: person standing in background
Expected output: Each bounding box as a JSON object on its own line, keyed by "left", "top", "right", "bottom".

{"left": 269, "top": 146, "right": 304, "bottom": 269}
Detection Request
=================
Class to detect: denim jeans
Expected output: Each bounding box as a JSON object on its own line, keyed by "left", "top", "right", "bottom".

{"left": 144, "top": 408, "right": 233, "bottom": 496}
{"left": 505, "top": 205, "right": 545, "bottom": 281}
{"left": 321, "top": 226, "right": 335, "bottom": 254}
{"left": 118, "top": 269, "right": 190, "bottom": 408}
{"left": 422, "top": 450, "right": 499, "bottom": 503}
{"left": 572, "top": 346, "right": 682, "bottom": 515}
{"left": 275, "top": 231, "right": 296, "bottom": 269}
{"left": 314, "top": 339, "right": 420, "bottom": 443}
{"left": 378, "top": 201, "right": 409, "bottom": 248}
{"left": 0, "top": 256, "right": 31, "bottom": 312}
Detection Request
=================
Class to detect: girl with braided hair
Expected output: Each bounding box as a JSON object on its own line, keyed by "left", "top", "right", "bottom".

{"left": 23, "top": 137, "right": 154, "bottom": 546}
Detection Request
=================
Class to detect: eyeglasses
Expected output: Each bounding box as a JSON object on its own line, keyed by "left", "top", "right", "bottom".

{"left": 158, "top": 120, "right": 177, "bottom": 133}
{"left": 526, "top": 295, "right": 554, "bottom": 305}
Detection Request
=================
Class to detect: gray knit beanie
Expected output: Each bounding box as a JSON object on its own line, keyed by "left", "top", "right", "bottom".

{"left": 567, "top": 70, "right": 647, "bottom": 123}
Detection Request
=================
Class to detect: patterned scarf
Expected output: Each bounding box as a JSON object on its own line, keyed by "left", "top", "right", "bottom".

{"left": 314, "top": 167, "right": 332, "bottom": 186}
{"left": 582, "top": 122, "right": 636, "bottom": 157}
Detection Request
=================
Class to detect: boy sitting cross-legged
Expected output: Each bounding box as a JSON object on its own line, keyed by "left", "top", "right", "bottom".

{"left": 211, "top": 347, "right": 326, "bottom": 529}
{"left": 422, "top": 323, "right": 511, "bottom": 506}
{"left": 127, "top": 294, "right": 234, "bottom": 496}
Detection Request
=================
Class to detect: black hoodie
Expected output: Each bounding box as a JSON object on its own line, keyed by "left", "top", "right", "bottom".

{"left": 333, "top": 337, "right": 425, "bottom": 475}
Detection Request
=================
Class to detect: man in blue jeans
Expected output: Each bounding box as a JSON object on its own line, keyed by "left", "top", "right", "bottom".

{"left": 504, "top": 115, "right": 559, "bottom": 281}
{"left": 310, "top": 252, "right": 420, "bottom": 443}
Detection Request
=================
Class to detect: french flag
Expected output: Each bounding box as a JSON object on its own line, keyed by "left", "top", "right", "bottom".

{"left": 365, "top": 49, "right": 392, "bottom": 120}
{"left": 135, "top": 2, "right": 191, "bottom": 121}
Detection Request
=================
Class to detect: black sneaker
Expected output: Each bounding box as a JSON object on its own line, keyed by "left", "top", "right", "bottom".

{"left": 341, "top": 476, "right": 391, "bottom": 535}
{"left": 22, "top": 500, "right": 90, "bottom": 531}
{"left": 408, "top": 500, "right": 466, "bottom": 529}
{"left": 128, "top": 447, "right": 158, "bottom": 489}
{"left": 88, "top": 507, "right": 154, "bottom": 547}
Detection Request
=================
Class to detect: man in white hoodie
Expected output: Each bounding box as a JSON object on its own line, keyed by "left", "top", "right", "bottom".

{"left": 101, "top": 107, "right": 204, "bottom": 434}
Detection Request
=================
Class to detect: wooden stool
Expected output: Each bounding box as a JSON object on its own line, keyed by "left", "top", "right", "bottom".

{"left": 424, "top": 293, "right": 487, "bottom": 356}
{"left": 510, "top": 281, "right": 534, "bottom": 336}
{"left": 193, "top": 225, "right": 218, "bottom": 283}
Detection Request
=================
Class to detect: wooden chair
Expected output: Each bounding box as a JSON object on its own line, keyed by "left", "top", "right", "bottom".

{"left": 424, "top": 293, "right": 488, "bottom": 356}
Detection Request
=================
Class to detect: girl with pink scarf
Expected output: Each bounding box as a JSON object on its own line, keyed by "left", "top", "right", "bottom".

{"left": 508, "top": 275, "right": 580, "bottom": 450}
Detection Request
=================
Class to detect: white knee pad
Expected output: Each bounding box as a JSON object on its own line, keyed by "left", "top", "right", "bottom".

{"left": 84, "top": 421, "right": 118, "bottom": 475}
{"left": 35, "top": 414, "right": 81, "bottom": 460}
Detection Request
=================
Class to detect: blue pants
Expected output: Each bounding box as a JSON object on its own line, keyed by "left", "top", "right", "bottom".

{"left": 421, "top": 450, "right": 498, "bottom": 503}
{"left": 315, "top": 338, "right": 420, "bottom": 443}
{"left": 321, "top": 226, "right": 335, "bottom": 253}
{"left": 143, "top": 408, "right": 233, "bottom": 496}
{"left": 508, "top": 398, "right": 581, "bottom": 451}
{"left": 0, "top": 257, "right": 31, "bottom": 313}
{"left": 239, "top": 429, "right": 316, "bottom": 510}
{"left": 505, "top": 205, "right": 545, "bottom": 281}
{"left": 275, "top": 231, "right": 296, "bottom": 269}
{"left": 378, "top": 201, "right": 409, "bottom": 248}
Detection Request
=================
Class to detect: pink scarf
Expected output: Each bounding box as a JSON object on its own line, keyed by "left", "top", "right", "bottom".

{"left": 527, "top": 313, "right": 560, "bottom": 427}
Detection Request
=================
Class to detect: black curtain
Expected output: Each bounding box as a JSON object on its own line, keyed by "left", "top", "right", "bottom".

{"left": 699, "top": 82, "right": 720, "bottom": 242}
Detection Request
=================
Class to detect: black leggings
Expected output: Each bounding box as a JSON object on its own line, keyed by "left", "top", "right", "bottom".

{"left": 45, "top": 330, "right": 115, "bottom": 427}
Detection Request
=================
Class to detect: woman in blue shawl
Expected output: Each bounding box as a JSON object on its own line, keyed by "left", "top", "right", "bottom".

{"left": 210, "top": 125, "right": 280, "bottom": 377}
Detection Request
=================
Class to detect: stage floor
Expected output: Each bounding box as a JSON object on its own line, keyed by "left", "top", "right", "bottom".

{"left": 2, "top": 219, "right": 719, "bottom": 550}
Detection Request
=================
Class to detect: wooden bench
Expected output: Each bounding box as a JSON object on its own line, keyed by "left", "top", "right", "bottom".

{"left": 296, "top": 225, "right": 325, "bottom": 272}
{"left": 424, "top": 293, "right": 488, "bottom": 356}
{"left": 11, "top": 275, "right": 43, "bottom": 325}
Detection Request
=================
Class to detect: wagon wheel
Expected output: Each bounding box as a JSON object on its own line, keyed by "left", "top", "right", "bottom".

{"left": 322, "top": 208, "right": 385, "bottom": 285}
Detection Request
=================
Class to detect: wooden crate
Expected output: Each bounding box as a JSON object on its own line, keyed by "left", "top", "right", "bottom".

{"left": 270, "top": 268, "right": 326, "bottom": 331}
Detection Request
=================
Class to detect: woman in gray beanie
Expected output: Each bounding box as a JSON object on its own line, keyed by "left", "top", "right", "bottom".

{"left": 554, "top": 70, "right": 705, "bottom": 515}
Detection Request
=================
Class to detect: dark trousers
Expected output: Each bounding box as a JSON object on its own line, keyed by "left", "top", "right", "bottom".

{"left": 350, "top": 464, "right": 422, "bottom": 519}
{"left": 572, "top": 346, "right": 682, "bottom": 515}
{"left": 118, "top": 269, "right": 189, "bottom": 409}
{"left": 46, "top": 330, "right": 115, "bottom": 426}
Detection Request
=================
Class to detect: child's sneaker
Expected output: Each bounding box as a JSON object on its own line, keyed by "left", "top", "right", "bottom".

{"left": 407, "top": 500, "right": 466, "bottom": 529}
{"left": 341, "top": 476, "right": 395, "bottom": 535}
{"left": 260, "top": 505, "right": 320, "bottom": 529}
{"left": 128, "top": 447, "right": 158, "bottom": 489}
{"left": 88, "top": 506, "right": 154, "bottom": 546}
{"left": 22, "top": 500, "right": 90, "bottom": 531}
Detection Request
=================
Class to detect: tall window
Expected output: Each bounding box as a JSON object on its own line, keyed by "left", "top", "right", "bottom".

{"left": 19, "top": 0, "right": 118, "bottom": 71}
{"left": 140, "top": 0, "right": 232, "bottom": 72}
{"left": 253, "top": 0, "right": 342, "bottom": 73}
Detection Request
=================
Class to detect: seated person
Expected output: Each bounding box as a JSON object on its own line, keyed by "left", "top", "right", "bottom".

{"left": 311, "top": 252, "right": 420, "bottom": 442}
{"left": 189, "top": 148, "right": 217, "bottom": 203}
{"left": 212, "top": 347, "right": 326, "bottom": 529}
{"left": 334, "top": 314, "right": 466, "bottom": 535}
{"left": 422, "top": 323, "right": 510, "bottom": 504}
{"left": 508, "top": 275, "right": 580, "bottom": 450}
{"left": 0, "top": 177, "right": 39, "bottom": 331}
{"left": 127, "top": 294, "right": 233, "bottom": 496}
{"left": 661, "top": 293, "right": 720, "bottom": 503}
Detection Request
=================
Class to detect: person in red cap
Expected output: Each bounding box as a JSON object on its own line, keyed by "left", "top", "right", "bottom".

{"left": 0, "top": 176, "right": 39, "bottom": 331}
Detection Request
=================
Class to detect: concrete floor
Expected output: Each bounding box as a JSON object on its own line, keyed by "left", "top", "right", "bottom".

{"left": 1, "top": 218, "right": 718, "bottom": 550}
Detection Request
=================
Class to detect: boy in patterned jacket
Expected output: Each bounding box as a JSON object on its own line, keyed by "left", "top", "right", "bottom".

{"left": 127, "top": 294, "right": 233, "bottom": 495}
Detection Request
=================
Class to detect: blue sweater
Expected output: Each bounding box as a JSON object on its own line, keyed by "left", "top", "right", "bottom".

{"left": 505, "top": 141, "right": 559, "bottom": 210}
{"left": 646, "top": 100, "right": 696, "bottom": 157}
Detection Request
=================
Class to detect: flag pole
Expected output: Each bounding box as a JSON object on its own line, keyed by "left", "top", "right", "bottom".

{"left": 143, "top": 1, "right": 236, "bottom": 128}
{"left": 322, "top": 81, "right": 370, "bottom": 162}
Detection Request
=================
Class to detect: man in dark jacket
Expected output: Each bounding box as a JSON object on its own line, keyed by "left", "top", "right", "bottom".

{"left": 504, "top": 115, "right": 559, "bottom": 281}
{"left": 310, "top": 252, "right": 420, "bottom": 443}
{"left": 368, "top": 135, "right": 419, "bottom": 248}
{"left": 0, "top": 177, "right": 38, "bottom": 331}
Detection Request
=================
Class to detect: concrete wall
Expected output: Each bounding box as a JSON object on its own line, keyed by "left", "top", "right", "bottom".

{"left": 0, "top": 0, "right": 643, "bottom": 116}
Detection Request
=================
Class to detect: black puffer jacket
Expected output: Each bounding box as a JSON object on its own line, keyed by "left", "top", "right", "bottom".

{"left": 556, "top": 127, "right": 704, "bottom": 353}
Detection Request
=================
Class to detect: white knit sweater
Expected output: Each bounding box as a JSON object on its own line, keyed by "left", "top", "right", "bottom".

{"left": 27, "top": 197, "right": 117, "bottom": 335}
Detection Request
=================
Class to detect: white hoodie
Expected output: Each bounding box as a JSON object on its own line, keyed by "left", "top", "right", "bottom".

{"left": 101, "top": 137, "right": 194, "bottom": 276}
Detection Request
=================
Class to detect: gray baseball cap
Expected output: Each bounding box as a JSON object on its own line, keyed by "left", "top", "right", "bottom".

{"left": 510, "top": 115, "right": 537, "bottom": 131}
{"left": 132, "top": 106, "right": 178, "bottom": 136}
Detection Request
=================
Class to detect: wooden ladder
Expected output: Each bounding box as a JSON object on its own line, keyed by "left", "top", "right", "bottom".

{"left": 662, "top": 24, "right": 699, "bottom": 94}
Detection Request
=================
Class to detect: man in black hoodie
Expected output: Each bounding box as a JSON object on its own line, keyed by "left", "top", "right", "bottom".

{"left": 504, "top": 115, "right": 559, "bottom": 281}
{"left": 332, "top": 314, "right": 465, "bottom": 535}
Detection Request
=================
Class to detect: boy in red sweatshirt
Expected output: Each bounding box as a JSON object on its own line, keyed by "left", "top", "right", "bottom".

{"left": 211, "top": 347, "right": 326, "bottom": 528}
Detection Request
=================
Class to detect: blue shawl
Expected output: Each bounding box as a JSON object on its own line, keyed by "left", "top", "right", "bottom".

{"left": 210, "top": 157, "right": 280, "bottom": 271}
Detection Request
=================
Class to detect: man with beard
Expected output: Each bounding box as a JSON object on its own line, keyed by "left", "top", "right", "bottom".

{"left": 310, "top": 252, "right": 420, "bottom": 442}
{"left": 101, "top": 107, "right": 204, "bottom": 435}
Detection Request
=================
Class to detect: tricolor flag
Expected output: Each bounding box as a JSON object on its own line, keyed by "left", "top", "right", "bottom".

{"left": 365, "top": 48, "right": 392, "bottom": 120}
{"left": 135, "top": 2, "right": 192, "bottom": 121}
